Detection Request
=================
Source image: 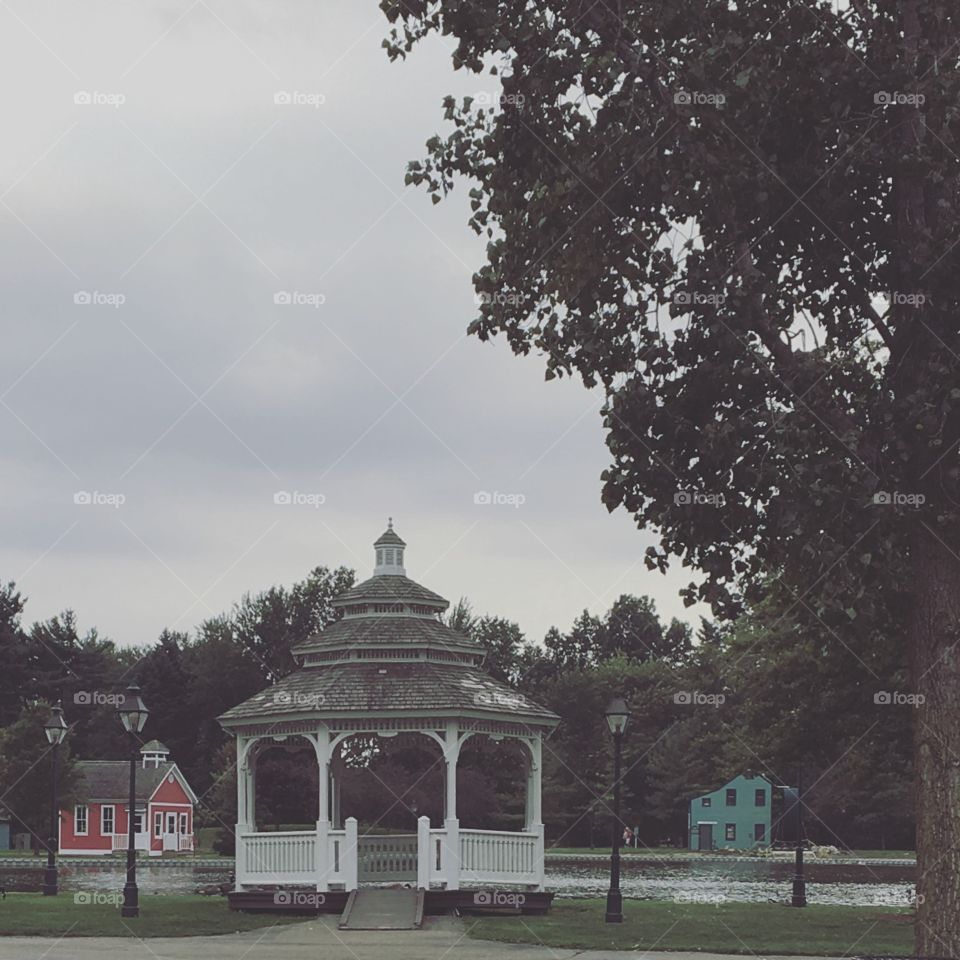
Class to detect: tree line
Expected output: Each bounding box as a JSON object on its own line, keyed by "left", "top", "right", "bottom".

{"left": 0, "top": 568, "right": 913, "bottom": 853}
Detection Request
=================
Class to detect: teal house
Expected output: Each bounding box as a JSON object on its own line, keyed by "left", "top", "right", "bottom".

{"left": 688, "top": 772, "right": 792, "bottom": 851}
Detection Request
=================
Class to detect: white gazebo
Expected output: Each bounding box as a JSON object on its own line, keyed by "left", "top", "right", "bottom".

{"left": 218, "top": 523, "right": 559, "bottom": 906}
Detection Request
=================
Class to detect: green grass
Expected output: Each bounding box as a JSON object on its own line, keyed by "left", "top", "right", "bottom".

{"left": 466, "top": 899, "right": 915, "bottom": 955}
{"left": 0, "top": 893, "right": 304, "bottom": 937}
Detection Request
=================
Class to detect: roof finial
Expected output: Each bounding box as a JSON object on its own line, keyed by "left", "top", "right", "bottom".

{"left": 388, "top": 516, "right": 393, "bottom": 530}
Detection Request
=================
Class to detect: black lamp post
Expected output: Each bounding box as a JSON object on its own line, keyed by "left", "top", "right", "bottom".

{"left": 117, "top": 684, "right": 149, "bottom": 918}
{"left": 42, "top": 702, "right": 68, "bottom": 896}
{"left": 604, "top": 697, "right": 630, "bottom": 924}
{"left": 791, "top": 768, "right": 806, "bottom": 907}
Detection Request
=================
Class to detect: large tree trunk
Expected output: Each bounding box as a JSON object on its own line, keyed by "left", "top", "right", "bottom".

{"left": 911, "top": 531, "right": 960, "bottom": 957}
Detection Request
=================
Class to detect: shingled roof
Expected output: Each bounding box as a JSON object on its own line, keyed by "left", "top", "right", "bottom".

{"left": 219, "top": 661, "right": 558, "bottom": 724}
{"left": 291, "top": 615, "right": 480, "bottom": 656}
{"left": 219, "top": 524, "right": 559, "bottom": 730}
{"left": 74, "top": 761, "right": 178, "bottom": 801}
{"left": 331, "top": 574, "right": 447, "bottom": 608}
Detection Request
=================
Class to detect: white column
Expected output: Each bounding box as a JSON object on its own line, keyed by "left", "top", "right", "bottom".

{"left": 312, "top": 729, "right": 332, "bottom": 892}
{"left": 416, "top": 815, "right": 431, "bottom": 889}
{"left": 443, "top": 722, "right": 461, "bottom": 890}
{"left": 344, "top": 817, "right": 359, "bottom": 891}
{"left": 235, "top": 735, "right": 255, "bottom": 890}
{"left": 526, "top": 734, "right": 545, "bottom": 891}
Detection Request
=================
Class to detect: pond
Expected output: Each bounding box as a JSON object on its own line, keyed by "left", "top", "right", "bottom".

{"left": 546, "top": 857, "right": 919, "bottom": 907}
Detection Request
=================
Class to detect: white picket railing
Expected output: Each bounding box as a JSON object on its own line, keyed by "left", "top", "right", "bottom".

{"left": 458, "top": 828, "right": 542, "bottom": 886}
{"left": 237, "top": 830, "right": 317, "bottom": 885}
{"left": 234, "top": 819, "right": 544, "bottom": 891}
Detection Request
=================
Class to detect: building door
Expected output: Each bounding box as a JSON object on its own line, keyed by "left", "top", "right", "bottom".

{"left": 697, "top": 823, "right": 714, "bottom": 851}
{"left": 162, "top": 813, "right": 178, "bottom": 851}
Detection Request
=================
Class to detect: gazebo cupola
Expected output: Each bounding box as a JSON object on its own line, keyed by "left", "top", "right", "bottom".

{"left": 373, "top": 519, "right": 406, "bottom": 576}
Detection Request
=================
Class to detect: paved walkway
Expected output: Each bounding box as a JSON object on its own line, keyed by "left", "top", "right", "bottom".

{"left": 0, "top": 915, "right": 827, "bottom": 960}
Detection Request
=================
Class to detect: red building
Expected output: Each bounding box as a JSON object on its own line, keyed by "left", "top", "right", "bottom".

{"left": 59, "top": 741, "right": 197, "bottom": 856}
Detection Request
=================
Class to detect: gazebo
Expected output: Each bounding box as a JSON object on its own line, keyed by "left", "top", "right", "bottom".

{"left": 219, "top": 522, "right": 559, "bottom": 913}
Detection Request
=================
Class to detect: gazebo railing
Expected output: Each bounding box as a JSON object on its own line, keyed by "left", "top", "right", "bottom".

{"left": 237, "top": 830, "right": 317, "bottom": 885}
{"left": 234, "top": 818, "right": 545, "bottom": 891}
{"left": 458, "top": 828, "right": 542, "bottom": 886}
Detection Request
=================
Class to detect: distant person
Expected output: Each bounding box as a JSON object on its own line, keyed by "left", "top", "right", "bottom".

{"left": 623, "top": 826, "right": 633, "bottom": 848}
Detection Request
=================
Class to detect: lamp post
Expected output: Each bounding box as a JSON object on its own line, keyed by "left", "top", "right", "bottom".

{"left": 42, "top": 702, "right": 68, "bottom": 896}
{"left": 604, "top": 697, "right": 630, "bottom": 924}
{"left": 791, "top": 768, "right": 806, "bottom": 907}
{"left": 117, "top": 684, "right": 149, "bottom": 919}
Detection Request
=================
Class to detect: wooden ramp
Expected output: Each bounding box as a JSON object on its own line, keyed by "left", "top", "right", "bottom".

{"left": 338, "top": 888, "right": 424, "bottom": 930}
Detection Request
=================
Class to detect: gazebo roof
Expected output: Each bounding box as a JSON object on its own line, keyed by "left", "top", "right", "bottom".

{"left": 373, "top": 521, "right": 406, "bottom": 547}
{"left": 331, "top": 574, "right": 447, "bottom": 609}
{"left": 219, "top": 523, "right": 559, "bottom": 730}
{"left": 218, "top": 661, "right": 557, "bottom": 725}
{"left": 291, "top": 615, "right": 481, "bottom": 656}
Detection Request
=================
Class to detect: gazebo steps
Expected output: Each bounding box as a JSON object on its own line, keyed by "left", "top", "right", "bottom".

{"left": 338, "top": 888, "right": 423, "bottom": 930}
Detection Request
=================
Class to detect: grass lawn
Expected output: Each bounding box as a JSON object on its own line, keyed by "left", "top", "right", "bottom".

{"left": 466, "top": 899, "right": 915, "bottom": 956}
{"left": 0, "top": 893, "right": 304, "bottom": 937}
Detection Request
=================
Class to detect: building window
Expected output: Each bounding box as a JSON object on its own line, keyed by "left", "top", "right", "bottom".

{"left": 385, "top": 548, "right": 394, "bottom": 565}
{"left": 701, "top": 797, "right": 712, "bottom": 807}
{"left": 134, "top": 812, "right": 145, "bottom": 834}
{"left": 376, "top": 549, "right": 383, "bottom": 566}
{"left": 179, "top": 813, "right": 188, "bottom": 835}
{"left": 154, "top": 812, "right": 163, "bottom": 837}
{"left": 755, "top": 823, "right": 766, "bottom": 842}
{"left": 725, "top": 823, "right": 736, "bottom": 841}
{"left": 101, "top": 805, "right": 115, "bottom": 836}
{"left": 726, "top": 788, "right": 737, "bottom": 806}
{"left": 74, "top": 805, "right": 88, "bottom": 835}
{"left": 755, "top": 789, "right": 766, "bottom": 806}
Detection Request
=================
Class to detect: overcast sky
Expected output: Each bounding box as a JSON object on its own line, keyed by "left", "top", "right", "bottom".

{"left": 0, "top": 0, "right": 706, "bottom": 650}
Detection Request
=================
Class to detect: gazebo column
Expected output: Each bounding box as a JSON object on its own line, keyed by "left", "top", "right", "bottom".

{"left": 443, "top": 721, "right": 461, "bottom": 890}
{"left": 310, "top": 729, "right": 332, "bottom": 891}
{"left": 235, "top": 735, "right": 259, "bottom": 890}
{"left": 525, "top": 733, "right": 545, "bottom": 891}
